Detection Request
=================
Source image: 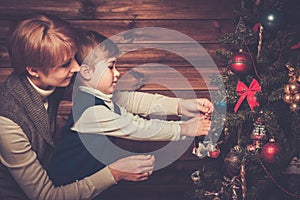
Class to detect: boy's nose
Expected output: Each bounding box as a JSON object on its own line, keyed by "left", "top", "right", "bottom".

{"left": 114, "top": 68, "right": 120, "bottom": 77}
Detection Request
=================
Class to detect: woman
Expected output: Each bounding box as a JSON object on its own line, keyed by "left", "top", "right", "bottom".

{"left": 0, "top": 14, "right": 154, "bottom": 200}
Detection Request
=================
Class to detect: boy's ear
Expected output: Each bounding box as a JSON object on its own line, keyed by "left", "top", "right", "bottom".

{"left": 79, "top": 64, "right": 92, "bottom": 80}
{"left": 26, "top": 66, "right": 39, "bottom": 78}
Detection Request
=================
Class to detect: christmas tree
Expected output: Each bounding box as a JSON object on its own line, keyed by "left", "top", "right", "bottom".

{"left": 188, "top": 0, "right": 300, "bottom": 199}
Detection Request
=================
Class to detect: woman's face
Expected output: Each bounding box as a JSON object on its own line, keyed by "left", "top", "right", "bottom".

{"left": 91, "top": 57, "right": 120, "bottom": 95}
{"left": 35, "top": 55, "right": 80, "bottom": 89}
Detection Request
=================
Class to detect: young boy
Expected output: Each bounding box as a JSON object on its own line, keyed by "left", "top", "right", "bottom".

{"left": 48, "top": 30, "right": 213, "bottom": 186}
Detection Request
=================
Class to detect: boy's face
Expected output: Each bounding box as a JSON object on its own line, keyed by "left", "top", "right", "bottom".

{"left": 91, "top": 57, "right": 120, "bottom": 95}
{"left": 30, "top": 54, "right": 80, "bottom": 89}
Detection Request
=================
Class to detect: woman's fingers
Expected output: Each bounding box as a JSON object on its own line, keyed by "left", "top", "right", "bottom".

{"left": 108, "top": 154, "right": 155, "bottom": 182}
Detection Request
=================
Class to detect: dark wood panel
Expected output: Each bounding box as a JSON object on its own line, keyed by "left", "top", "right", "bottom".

{"left": 0, "top": 0, "right": 239, "bottom": 20}
{"left": 72, "top": 20, "right": 234, "bottom": 43}
{"left": 0, "top": 20, "right": 13, "bottom": 41}
{"left": 0, "top": 43, "right": 231, "bottom": 68}
{"left": 71, "top": 19, "right": 234, "bottom": 43}
{"left": 57, "top": 88, "right": 212, "bottom": 115}
{"left": 115, "top": 66, "right": 220, "bottom": 91}
{"left": 116, "top": 44, "right": 230, "bottom": 67}
{"left": 0, "top": 65, "right": 221, "bottom": 90}
{"left": 0, "top": 42, "right": 10, "bottom": 67}
{"left": 0, "top": 19, "right": 234, "bottom": 43}
{"left": 0, "top": 68, "right": 12, "bottom": 82}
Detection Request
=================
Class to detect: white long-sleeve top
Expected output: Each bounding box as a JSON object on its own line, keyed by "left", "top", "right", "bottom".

{"left": 72, "top": 86, "right": 182, "bottom": 141}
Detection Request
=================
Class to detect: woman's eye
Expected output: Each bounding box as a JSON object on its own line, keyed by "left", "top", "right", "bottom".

{"left": 108, "top": 66, "right": 113, "bottom": 69}
{"left": 61, "top": 59, "right": 72, "bottom": 68}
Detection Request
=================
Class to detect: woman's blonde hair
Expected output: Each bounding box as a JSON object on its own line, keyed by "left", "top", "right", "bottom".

{"left": 8, "top": 14, "right": 78, "bottom": 75}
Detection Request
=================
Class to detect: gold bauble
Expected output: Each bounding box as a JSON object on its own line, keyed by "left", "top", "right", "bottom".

{"left": 297, "top": 69, "right": 300, "bottom": 82}
{"left": 284, "top": 84, "right": 291, "bottom": 94}
{"left": 288, "top": 71, "right": 295, "bottom": 77}
{"left": 288, "top": 83, "right": 299, "bottom": 94}
{"left": 288, "top": 76, "right": 298, "bottom": 83}
{"left": 283, "top": 94, "right": 293, "bottom": 104}
{"left": 293, "top": 93, "right": 300, "bottom": 104}
{"left": 290, "top": 103, "right": 300, "bottom": 112}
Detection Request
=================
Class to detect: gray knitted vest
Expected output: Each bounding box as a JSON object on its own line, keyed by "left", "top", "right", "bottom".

{"left": 0, "top": 72, "right": 64, "bottom": 199}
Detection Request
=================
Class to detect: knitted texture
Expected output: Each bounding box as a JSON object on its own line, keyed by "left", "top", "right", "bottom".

{"left": 0, "top": 72, "right": 64, "bottom": 199}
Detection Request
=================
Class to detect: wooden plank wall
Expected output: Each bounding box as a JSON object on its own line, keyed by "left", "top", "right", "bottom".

{"left": 0, "top": 0, "right": 238, "bottom": 92}
{"left": 0, "top": 0, "right": 238, "bottom": 199}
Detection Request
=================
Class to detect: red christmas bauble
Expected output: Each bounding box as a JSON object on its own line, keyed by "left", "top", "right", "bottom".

{"left": 228, "top": 51, "right": 252, "bottom": 76}
{"left": 208, "top": 148, "right": 220, "bottom": 158}
{"left": 262, "top": 139, "right": 281, "bottom": 163}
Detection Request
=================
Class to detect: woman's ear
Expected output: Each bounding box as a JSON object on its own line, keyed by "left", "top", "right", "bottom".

{"left": 79, "top": 64, "right": 92, "bottom": 80}
{"left": 26, "top": 66, "right": 40, "bottom": 78}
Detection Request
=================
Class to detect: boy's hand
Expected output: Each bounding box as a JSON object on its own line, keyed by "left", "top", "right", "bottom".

{"left": 180, "top": 116, "right": 212, "bottom": 137}
{"left": 178, "top": 98, "right": 214, "bottom": 117}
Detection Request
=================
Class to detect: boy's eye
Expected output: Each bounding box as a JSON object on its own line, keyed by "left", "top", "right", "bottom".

{"left": 61, "top": 58, "right": 72, "bottom": 68}
{"left": 108, "top": 65, "right": 114, "bottom": 69}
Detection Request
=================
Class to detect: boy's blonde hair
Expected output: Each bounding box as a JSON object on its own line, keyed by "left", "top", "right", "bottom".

{"left": 8, "top": 14, "right": 78, "bottom": 75}
{"left": 75, "top": 30, "right": 120, "bottom": 69}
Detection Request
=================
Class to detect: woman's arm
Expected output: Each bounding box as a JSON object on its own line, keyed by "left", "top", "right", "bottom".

{"left": 0, "top": 117, "right": 116, "bottom": 200}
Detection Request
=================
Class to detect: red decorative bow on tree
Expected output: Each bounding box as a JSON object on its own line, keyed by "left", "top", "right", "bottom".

{"left": 234, "top": 79, "right": 261, "bottom": 113}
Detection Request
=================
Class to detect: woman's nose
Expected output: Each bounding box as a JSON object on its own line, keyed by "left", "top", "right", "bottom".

{"left": 71, "top": 60, "right": 80, "bottom": 73}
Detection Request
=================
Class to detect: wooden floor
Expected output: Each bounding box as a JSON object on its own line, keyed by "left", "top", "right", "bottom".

{"left": 86, "top": 138, "right": 204, "bottom": 200}
{"left": 98, "top": 168, "right": 192, "bottom": 199}
{"left": 96, "top": 160, "right": 201, "bottom": 200}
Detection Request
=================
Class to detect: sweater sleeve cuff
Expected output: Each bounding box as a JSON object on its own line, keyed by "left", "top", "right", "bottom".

{"left": 160, "top": 96, "right": 180, "bottom": 116}
{"left": 89, "top": 166, "right": 117, "bottom": 193}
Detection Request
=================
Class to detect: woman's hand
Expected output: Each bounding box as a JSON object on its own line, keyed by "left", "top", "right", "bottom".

{"left": 180, "top": 116, "right": 211, "bottom": 137}
{"left": 178, "top": 98, "right": 214, "bottom": 117}
{"left": 108, "top": 155, "right": 155, "bottom": 182}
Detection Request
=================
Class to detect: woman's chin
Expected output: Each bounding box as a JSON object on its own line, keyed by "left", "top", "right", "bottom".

{"left": 58, "top": 80, "right": 72, "bottom": 87}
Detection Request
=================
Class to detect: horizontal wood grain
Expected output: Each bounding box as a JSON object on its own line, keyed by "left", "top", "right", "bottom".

{"left": 0, "top": 0, "right": 239, "bottom": 20}
{"left": 0, "top": 43, "right": 231, "bottom": 68}
{"left": 69, "top": 19, "right": 234, "bottom": 43}
{"left": 116, "top": 44, "right": 231, "bottom": 67}
{"left": 57, "top": 87, "right": 213, "bottom": 115}
{"left": 0, "top": 65, "right": 222, "bottom": 90}
{"left": 0, "top": 68, "right": 12, "bottom": 82}
{"left": 0, "top": 19, "right": 235, "bottom": 42}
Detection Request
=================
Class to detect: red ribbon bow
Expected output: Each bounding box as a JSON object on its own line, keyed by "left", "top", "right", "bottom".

{"left": 234, "top": 79, "right": 261, "bottom": 113}
{"left": 290, "top": 41, "right": 300, "bottom": 50}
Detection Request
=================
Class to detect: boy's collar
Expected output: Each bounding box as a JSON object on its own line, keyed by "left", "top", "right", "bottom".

{"left": 79, "top": 86, "right": 112, "bottom": 102}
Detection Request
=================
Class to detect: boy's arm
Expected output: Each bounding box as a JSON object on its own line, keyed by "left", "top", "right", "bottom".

{"left": 112, "top": 91, "right": 179, "bottom": 117}
{"left": 72, "top": 105, "right": 182, "bottom": 141}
